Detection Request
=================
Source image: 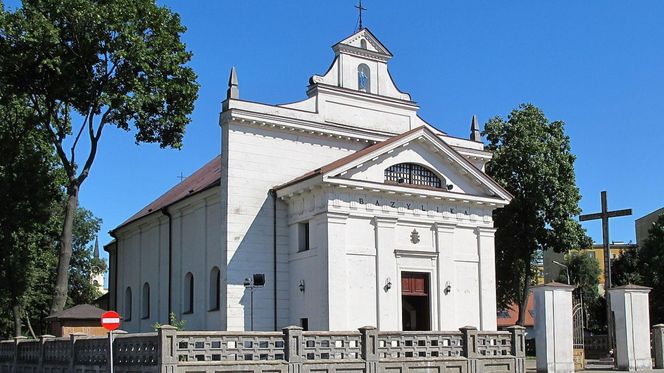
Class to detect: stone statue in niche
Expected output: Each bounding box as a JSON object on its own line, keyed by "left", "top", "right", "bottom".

{"left": 410, "top": 229, "right": 420, "bottom": 244}
{"left": 358, "top": 64, "right": 370, "bottom": 92}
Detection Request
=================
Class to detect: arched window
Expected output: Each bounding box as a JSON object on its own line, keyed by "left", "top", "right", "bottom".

{"left": 141, "top": 282, "right": 150, "bottom": 319}
{"left": 358, "top": 64, "right": 370, "bottom": 92}
{"left": 184, "top": 272, "right": 194, "bottom": 313}
{"left": 124, "top": 287, "right": 132, "bottom": 321}
{"left": 384, "top": 163, "right": 443, "bottom": 189}
{"left": 209, "top": 267, "right": 220, "bottom": 311}
{"left": 360, "top": 39, "right": 368, "bottom": 49}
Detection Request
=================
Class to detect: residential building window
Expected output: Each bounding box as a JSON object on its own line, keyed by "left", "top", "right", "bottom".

{"left": 209, "top": 267, "right": 220, "bottom": 311}
{"left": 184, "top": 272, "right": 194, "bottom": 314}
{"left": 141, "top": 282, "right": 150, "bottom": 319}
{"left": 124, "top": 287, "right": 132, "bottom": 321}
{"left": 384, "top": 163, "right": 443, "bottom": 189}
{"left": 298, "top": 222, "right": 310, "bottom": 252}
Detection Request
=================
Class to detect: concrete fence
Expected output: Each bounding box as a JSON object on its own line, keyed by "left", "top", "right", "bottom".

{"left": 0, "top": 325, "right": 527, "bottom": 373}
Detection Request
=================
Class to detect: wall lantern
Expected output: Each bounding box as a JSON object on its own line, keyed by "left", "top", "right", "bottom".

{"left": 384, "top": 277, "right": 392, "bottom": 292}
{"left": 298, "top": 280, "right": 305, "bottom": 292}
{"left": 444, "top": 281, "right": 452, "bottom": 295}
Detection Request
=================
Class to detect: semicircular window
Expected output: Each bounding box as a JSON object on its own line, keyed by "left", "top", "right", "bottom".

{"left": 384, "top": 163, "right": 443, "bottom": 189}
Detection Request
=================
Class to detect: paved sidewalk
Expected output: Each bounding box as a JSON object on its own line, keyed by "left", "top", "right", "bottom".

{"left": 525, "top": 359, "right": 664, "bottom": 372}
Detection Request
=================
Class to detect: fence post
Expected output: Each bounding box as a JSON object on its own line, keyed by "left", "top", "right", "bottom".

{"left": 460, "top": 326, "right": 479, "bottom": 373}
{"left": 283, "top": 326, "right": 303, "bottom": 373}
{"left": 158, "top": 325, "right": 178, "bottom": 373}
{"left": 653, "top": 324, "right": 664, "bottom": 369}
{"left": 38, "top": 335, "right": 54, "bottom": 372}
{"left": 359, "top": 326, "right": 378, "bottom": 373}
{"left": 12, "top": 336, "right": 26, "bottom": 373}
{"left": 507, "top": 326, "right": 526, "bottom": 373}
{"left": 69, "top": 332, "right": 86, "bottom": 371}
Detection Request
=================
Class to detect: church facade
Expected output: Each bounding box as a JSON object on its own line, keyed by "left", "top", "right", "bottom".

{"left": 105, "top": 29, "right": 511, "bottom": 333}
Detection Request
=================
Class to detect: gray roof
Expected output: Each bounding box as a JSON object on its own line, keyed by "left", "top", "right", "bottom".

{"left": 45, "top": 304, "right": 106, "bottom": 320}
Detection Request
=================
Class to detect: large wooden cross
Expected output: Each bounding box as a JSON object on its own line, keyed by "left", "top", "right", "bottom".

{"left": 579, "top": 190, "right": 631, "bottom": 351}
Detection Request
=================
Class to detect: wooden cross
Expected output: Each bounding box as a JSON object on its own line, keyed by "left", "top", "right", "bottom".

{"left": 355, "top": 0, "right": 367, "bottom": 30}
{"left": 579, "top": 190, "right": 631, "bottom": 351}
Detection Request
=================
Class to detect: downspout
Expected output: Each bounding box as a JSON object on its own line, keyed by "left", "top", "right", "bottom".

{"left": 161, "top": 207, "right": 173, "bottom": 323}
{"left": 270, "top": 189, "right": 278, "bottom": 331}
{"left": 109, "top": 231, "right": 119, "bottom": 311}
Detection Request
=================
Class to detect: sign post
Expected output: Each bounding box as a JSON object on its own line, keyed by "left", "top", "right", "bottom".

{"left": 101, "top": 311, "right": 121, "bottom": 373}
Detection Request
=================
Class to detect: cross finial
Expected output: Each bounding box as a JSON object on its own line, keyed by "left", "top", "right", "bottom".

{"left": 355, "top": 0, "right": 366, "bottom": 30}
{"left": 177, "top": 172, "right": 186, "bottom": 183}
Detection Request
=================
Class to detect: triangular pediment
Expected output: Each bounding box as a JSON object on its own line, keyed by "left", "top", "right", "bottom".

{"left": 276, "top": 127, "right": 512, "bottom": 204}
{"left": 333, "top": 28, "right": 393, "bottom": 59}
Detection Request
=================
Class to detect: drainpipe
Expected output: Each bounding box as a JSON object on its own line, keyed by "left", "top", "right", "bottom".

{"left": 270, "top": 189, "right": 278, "bottom": 331}
{"left": 109, "top": 231, "right": 119, "bottom": 311}
{"left": 161, "top": 207, "right": 173, "bottom": 323}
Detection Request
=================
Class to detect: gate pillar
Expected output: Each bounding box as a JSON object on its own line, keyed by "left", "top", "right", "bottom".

{"left": 608, "top": 285, "right": 652, "bottom": 371}
{"left": 533, "top": 282, "right": 575, "bottom": 373}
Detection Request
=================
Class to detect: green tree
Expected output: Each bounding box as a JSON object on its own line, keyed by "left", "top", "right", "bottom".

{"left": 484, "top": 104, "right": 591, "bottom": 325}
{"left": 0, "top": 97, "right": 61, "bottom": 337}
{"left": 612, "top": 246, "right": 642, "bottom": 286}
{"left": 637, "top": 214, "right": 664, "bottom": 324}
{"left": 557, "top": 251, "right": 603, "bottom": 331}
{"left": 0, "top": 0, "right": 198, "bottom": 315}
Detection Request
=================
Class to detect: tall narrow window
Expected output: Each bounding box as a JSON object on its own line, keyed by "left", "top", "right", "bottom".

{"left": 298, "top": 222, "right": 310, "bottom": 252}
{"left": 124, "top": 287, "right": 132, "bottom": 321}
{"left": 209, "top": 267, "right": 220, "bottom": 311}
{"left": 358, "top": 64, "right": 370, "bottom": 93}
{"left": 141, "top": 282, "right": 150, "bottom": 319}
{"left": 184, "top": 272, "right": 194, "bottom": 313}
{"left": 384, "top": 163, "right": 443, "bottom": 189}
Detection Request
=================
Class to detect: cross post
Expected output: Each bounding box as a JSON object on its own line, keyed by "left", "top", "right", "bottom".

{"left": 579, "top": 190, "right": 632, "bottom": 353}
{"left": 355, "top": 0, "right": 367, "bottom": 30}
{"left": 177, "top": 172, "right": 186, "bottom": 183}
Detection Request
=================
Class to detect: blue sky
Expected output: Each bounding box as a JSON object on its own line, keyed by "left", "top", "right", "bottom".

{"left": 7, "top": 1, "right": 664, "bottom": 260}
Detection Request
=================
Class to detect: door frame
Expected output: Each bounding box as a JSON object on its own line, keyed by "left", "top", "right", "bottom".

{"left": 395, "top": 250, "right": 438, "bottom": 331}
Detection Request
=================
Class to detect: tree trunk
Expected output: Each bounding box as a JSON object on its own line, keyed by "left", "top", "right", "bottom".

{"left": 49, "top": 185, "right": 78, "bottom": 315}
{"left": 12, "top": 303, "right": 22, "bottom": 337}
{"left": 517, "top": 263, "right": 531, "bottom": 326}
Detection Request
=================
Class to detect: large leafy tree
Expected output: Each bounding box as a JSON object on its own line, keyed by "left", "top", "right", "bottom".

{"left": 0, "top": 0, "right": 198, "bottom": 314}
{"left": 0, "top": 98, "right": 61, "bottom": 336}
{"left": 484, "top": 104, "right": 591, "bottom": 325}
{"left": 612, "top": 246, "right": 642, "bottom": 287}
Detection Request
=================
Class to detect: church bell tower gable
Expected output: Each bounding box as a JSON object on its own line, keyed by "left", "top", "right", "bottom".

{"left": 310, "top": 28, "right": 410, "bottom": 101}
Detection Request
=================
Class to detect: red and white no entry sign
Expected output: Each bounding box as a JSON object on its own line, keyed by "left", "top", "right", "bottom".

{"left": 101, "top": 310, "right": 121, "bottom": 331}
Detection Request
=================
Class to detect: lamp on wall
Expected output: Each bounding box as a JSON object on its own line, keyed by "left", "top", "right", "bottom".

{"left": 384, "top": 277, "right": 392, "bottom": 292}
{"left": 444, "top": 281, "right": 452, "bottom": 295}
{"left": 298, "top": 280, "right": 305, "bottom": 292}
{"left": 446, "top": 184, "right": 454, "bottom": 191}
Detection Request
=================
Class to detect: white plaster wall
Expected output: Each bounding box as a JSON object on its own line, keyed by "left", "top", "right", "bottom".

{"left": 534, "top": 287, "right": 574, "bottom": 373}
{"left": 114, "top": 190, "right": 220, "bottom": 333}
{"left": 221, "top": 122, "right": 365, "bottom": 331}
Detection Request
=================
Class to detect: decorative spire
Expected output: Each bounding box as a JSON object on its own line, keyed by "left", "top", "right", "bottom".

{"left": 93, "top": 236, "right": 99, "bottom": 259}
{"left": 470, "top": 115, "right": 481, "bottom": 142}
{"left": 227, "top": 66, "right": 239, "bottom": 99}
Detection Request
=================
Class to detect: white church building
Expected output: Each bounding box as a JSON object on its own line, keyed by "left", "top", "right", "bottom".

{"left": 105, "top": 28, "right": 512, "bottom": 333}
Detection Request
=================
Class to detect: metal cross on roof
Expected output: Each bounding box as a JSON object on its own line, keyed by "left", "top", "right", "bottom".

{"left": 355, "top": 0, "right": 367, "bottom": 30}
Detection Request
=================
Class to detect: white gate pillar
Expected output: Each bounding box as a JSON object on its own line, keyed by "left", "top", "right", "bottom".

{"left": 608, "top": 285, "right": 652, "bottom": 371}
{"left": 533, "top": 282, "right": 575, "bottom": 373}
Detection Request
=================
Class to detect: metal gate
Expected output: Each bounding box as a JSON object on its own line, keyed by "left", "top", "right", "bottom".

{"left": 573, "top": 289, "right": 585, "bottom": 370}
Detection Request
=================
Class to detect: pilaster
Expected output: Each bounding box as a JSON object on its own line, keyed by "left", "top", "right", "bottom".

{"left": 373, "top": 216, "right": 398, "bottom": 330}
{"left": 476, "top": 226, "right": 497, "bottom": 330}
{"left": 434, "top": 222, "right": 456, "bottom": 330}
{"left": 326, "top": 212, "right": 348, "bottom": 330}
